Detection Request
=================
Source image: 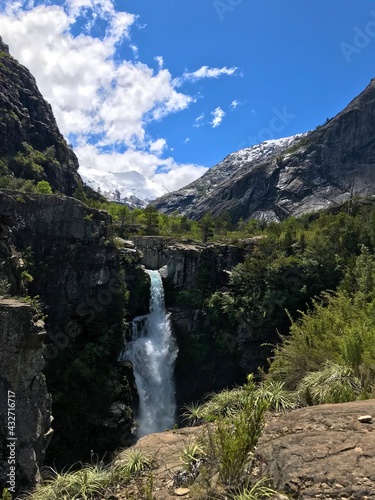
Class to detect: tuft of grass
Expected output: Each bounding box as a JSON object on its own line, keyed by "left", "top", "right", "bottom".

{"left": 25, "top": 463, "right": 110, "bottom": 500}
{"left": 255, "top": 380, "right": 297, "bottom": 412}
{"left": 231, "top": 477, "right": 278, "bottom": 499}
{"left": 180, "top": 441, "right": 205, "bottom": 467}
{"left": 203, "top": 388, "right": 247, "bottom": 420}
{"left": 112, "top": 448, "right": 153, "bottom": 477}
{"left": 26, "top": 449, "right": 155, "bottom": 499}
{"left": 297, "top": 362, "right": 362, "bottom": 405}
{"left": 181, "top": 401, "right": 207, "bottom": 426}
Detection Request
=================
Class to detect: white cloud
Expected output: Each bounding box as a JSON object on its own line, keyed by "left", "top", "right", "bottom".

{"left": 0, "top": 0, "right": 222, "bottom": 196}
{"left": 74, "top": 144, "right": 207, "bottom": 192}
{"left": 149, "top": 138, "right": 167, "bottom": 155}
{"left": 130, "top": 44, "right": 139, "bottom": 59}
{"left": 231, "top": 99, "right": 240, "bottom": 109}
{"left": 180, "top": 65, "right": 238, "bottom": 83}
{"left": 193, "top": 113, "right": 205, "bottom": 128}
{"left": 154, "top": 56, "right": 164, "bottom": 69}
{"left": 184, "top": 137, "right": 190, "bottom": 143}
{"left": 211, "top": 107, "right": 225, "bottom": 128}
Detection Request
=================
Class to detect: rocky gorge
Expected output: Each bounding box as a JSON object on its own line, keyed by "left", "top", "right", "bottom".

{"left": 0, "top": 32, "right": 375, "bottom": 500}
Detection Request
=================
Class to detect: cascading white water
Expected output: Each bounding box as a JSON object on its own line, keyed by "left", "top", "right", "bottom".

{"left": 125, "top": 270, "right": 178, "bottom": 437}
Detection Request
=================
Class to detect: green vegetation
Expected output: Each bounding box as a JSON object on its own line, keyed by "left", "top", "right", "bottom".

{"left": 25, "top": 449, "right": 154, "bottom": 500}
{"left": 269, "top": 251, "right": 375, "bottom": 402}
{"left": 181, "top": 376, "right": 280, "bottom": 498}
{"left": 112, "top": 449, "right": 153, "bottom": 476}
{"left": 1, "top": 489, "right": 12, "bottom": 500}
{"left": 173, "top": 198, "right": 375, "bottom": 405}
{"left": 36, "top": 180, "right": 53, "bottom": 194}
{"left": 0, "top": 278, "right": 10, "bottom": 297}
{"left": 182, "top": 375, "right": 296, "bottom": 427}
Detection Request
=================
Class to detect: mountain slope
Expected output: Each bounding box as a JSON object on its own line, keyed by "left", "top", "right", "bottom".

{"left": 0, "top": 36, "right": 82, "bottom": 195}
{"left": 154, "top": 79, "right": 375, "bottom": 221}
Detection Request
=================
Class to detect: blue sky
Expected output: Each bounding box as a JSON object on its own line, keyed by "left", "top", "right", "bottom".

{"left": 0, "top": 0, "right": 374, "bottom": 193}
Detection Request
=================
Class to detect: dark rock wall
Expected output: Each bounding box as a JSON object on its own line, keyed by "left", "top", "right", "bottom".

{"left": 0, "top": 299, "right": 52, "bottom": 495}
{"left": 0, "top": 191, "right": 136, "bottom": 472}
{"left": 130, "top": 236, "right": 246, "bottom": 289}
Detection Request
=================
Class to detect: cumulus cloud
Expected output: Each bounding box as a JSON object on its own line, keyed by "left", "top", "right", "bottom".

{"left": 0, "top": 0, "right": 229, "bottom": 193}
{"left": 231, "top": 99, "right": 240, "bottom": 109}
{"left": 211, "top": 107, "right": 225, "bottom": 128}
{"left": 75, "top": 144, "right": 208, "bottom": 191}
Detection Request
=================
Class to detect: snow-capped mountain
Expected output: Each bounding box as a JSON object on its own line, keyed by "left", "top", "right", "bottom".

{"left": 153, "top": 79, "right": 375, "bottom": 221}
{"left": 79, "top": 166, "right": 168, "bottom": 207}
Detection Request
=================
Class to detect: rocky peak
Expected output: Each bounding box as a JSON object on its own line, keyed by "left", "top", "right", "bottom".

{"left": 0, "top": 38, "right": 82, "bottom": 195}
{"left": 154, "top": 79, "right": 375, "bottom": 222}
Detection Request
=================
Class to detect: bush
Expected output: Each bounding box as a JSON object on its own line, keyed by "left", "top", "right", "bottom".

{"left": 36, "top": 181, "right": 53, "bottom": 194}
{"left": 204, "top": 376, "right": 269, "bottom": 487}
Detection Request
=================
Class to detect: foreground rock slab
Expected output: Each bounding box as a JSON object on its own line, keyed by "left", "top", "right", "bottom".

{"left": 255, "top": 399, "right": 375, "bottom": 499}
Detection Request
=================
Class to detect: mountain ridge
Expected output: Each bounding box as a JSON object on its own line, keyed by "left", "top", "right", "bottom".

{"left": 153, "top": 78, "right": 375, "bottom": 221}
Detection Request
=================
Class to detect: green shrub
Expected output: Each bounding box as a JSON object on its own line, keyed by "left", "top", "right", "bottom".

{"left": 0, "top": 278, "right": 10, "bottom": 297}
{"left": 36, "top": 181, "right": 53, "bottom": 194}
{"left": 204, "top": 376, "right": 269, "bottom": 487}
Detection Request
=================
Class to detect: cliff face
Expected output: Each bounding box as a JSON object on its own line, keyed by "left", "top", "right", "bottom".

{"left": 130, "top": 236, "right": 247, "bottom": 289}
{"left": 154, "top": 79, "right": 375, "bottom": 222}
{"left": 0, "top": 37, "right": 81, "bottom": 195}
{"left": 0, "top": 191, "right": 137, "bottom": 472}
{"left": 0, "top": 299, "right": 52, "bottom": 495}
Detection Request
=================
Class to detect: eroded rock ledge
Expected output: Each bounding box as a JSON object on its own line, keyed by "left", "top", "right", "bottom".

{"left": 255, "top": 399, "right": 375, "bottom": 499}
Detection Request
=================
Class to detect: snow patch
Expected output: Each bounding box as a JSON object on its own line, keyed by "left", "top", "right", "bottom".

{"left": 79, "top": 166, "right": 168, "bottom": 207}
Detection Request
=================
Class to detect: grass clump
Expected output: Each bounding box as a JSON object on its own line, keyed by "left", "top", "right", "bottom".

{"left": 297, "top": 362, "right": 362, "bottom": 405}
{"left": 112, "top": 448, "right": 153, "bottom": 477}
{"left": 25, "top": 463, "right": 110, "bottom": 500}
{"left": 25, "top": 449, "right": 154, "bottom": 500}
{"left": 231, "top": 477, "right": 278, "bottom": 499}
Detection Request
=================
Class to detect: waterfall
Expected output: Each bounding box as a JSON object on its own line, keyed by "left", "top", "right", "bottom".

{"left": 124, "top": 269, "right": 178, "bottom": 437}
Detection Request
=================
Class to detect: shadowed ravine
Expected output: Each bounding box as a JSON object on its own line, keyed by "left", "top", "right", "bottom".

{"left": 123, "top": 269, "right": 178, "bottom": 437}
